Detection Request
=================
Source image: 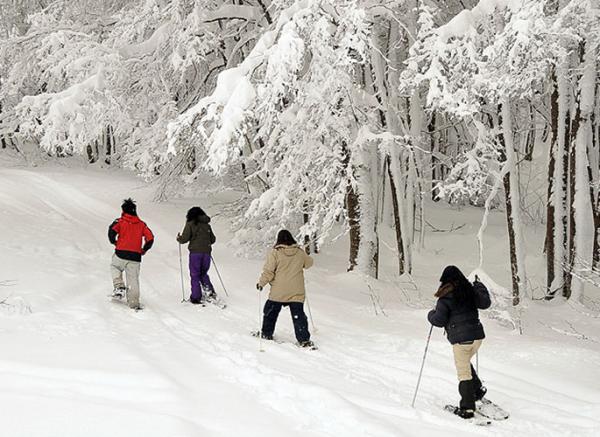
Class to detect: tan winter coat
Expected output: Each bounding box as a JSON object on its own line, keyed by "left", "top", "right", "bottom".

{"left": 258, "top": 244, "right": 314, "bottom": 303}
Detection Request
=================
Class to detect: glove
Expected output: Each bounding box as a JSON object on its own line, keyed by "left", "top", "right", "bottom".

{"left": 176, "top": 232, "right": 181, "bottom": 242}
{"left": 256, "top": 283, "right": 263, "bottom": 291}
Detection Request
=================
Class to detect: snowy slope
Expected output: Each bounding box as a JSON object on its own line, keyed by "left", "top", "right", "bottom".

{"left": 0, "top": 161, "right": 599, "bottom": 437}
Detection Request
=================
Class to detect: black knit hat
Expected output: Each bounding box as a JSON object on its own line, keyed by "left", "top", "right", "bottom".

{"left": 121, "top": 198, "right": 137, "bottom": 215}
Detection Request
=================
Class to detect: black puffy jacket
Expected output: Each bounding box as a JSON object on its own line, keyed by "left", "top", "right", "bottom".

{"left": 427, "top": 282, "right": 491, "bottom": 344}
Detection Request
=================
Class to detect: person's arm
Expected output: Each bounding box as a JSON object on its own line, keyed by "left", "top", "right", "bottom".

{"left": 142, "top": 224, "right": 155, "bottom": 254}
{"left": 303, "top": 251, "right": 314, "bottom": 269}
{"left": 108, "top": 219, "right": 119, "bottom": 245}
{"left": 427, "top": 299, "right": 450, "bottom": 327}
{"left": 473, "top": 281, "right": 491, "bottom": 310}
{"left": 209, "top": 225, "right": 216, "bottom": 245}
{"left": 258, "top": 250, "right": 277, "bottom": 288}
{"left": 177, "top": 222, "right": 191, "bottom": 244}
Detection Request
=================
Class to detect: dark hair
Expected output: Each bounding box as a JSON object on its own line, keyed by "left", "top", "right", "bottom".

{"left": 436, "top": 265, "right": 474, "bottom": 303}
{"left": 276, "top": 229, "right": 297, "bottom": 246}
{"left": 186, "top": 206, "right": 206, "bottom": 224}
{"left": 121, "top": 198, "right": 137, "bottom": 215}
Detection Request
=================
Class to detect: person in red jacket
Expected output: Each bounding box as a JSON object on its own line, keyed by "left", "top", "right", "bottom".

{"left": 108, "top": 198, "right": 154, "bottom": 309}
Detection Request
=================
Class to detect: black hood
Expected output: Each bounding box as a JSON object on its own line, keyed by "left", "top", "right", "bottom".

{"left": 440, "top": 265, "right": 468, "bottom": 284}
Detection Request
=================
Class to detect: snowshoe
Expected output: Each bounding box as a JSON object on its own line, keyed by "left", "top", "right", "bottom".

{"left": 203, "top": 294, "right": 227, "bottom": 309}
{"left": 476, "top": 398, "right": 509, "bottom": 420}
{"left": 189, "top": 297, "right": 205, "bottom": 306}
{"left": 251, "top": 330, "right": 275, "bottom": 341}
{"left": 297, "top": 340, "right": 318, "bottom": 350}
{"left": 444, "top": 405, "right": 491, "bottom": 426}
{"left": 111, "top": 286, "right": 128, "bottom": 300}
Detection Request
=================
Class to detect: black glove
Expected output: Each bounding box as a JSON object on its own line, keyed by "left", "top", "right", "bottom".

{"left": 256, "top": 283, "right": 263, "bottom": 291}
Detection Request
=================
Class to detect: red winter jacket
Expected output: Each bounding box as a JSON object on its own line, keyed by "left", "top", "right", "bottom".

{"left": 108, "top": 213, "right": 154, "bottom": 262}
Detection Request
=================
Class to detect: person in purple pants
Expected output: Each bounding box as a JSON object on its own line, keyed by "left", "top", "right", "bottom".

{"left": 176, "top": 207, "right": 217, "bottom": 304}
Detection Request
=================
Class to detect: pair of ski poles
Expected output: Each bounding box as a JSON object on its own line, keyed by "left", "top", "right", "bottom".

{"left": 178, "top": 243, "right": 229, "bottom": 302}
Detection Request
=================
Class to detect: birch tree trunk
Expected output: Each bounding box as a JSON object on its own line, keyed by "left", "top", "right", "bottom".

{"left": 547, "top": 62, "right": 571, "bottom": 298}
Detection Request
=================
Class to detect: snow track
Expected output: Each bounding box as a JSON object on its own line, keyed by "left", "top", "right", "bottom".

{"left": 0, "top": 165, "right": 599, "bottom": 436}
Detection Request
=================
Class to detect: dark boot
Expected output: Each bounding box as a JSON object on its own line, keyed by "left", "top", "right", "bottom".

{"left": 448, "top": 405, "right": 474, "bottom": 419}
{"left": 459, "top": 379, "right": 476, "bottom": 412}
{"left": 470, "top": 365, "right": 487, "bottom": 401}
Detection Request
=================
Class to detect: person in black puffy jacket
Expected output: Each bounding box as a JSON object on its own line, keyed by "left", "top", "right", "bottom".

{"left": 428, "top": 265, "right": 491, "bottom": 419}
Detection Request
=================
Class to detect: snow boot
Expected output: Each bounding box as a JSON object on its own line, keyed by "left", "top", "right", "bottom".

{"left": 190, "top": 297, "right": 203, "bottom": 305}
{"left": 447, "top": 405, "right": 475, "bottom": 419}
{"left": 298, "top": 340, "right": 315, "bottom": 348}
{"left": 475, "top": 385, "right": 487, "bottom": 401}
{"left": 112, "top": 286, "right": 127, "bottom": 299}
{"left": 251, "top": 331, "right": 273, "bottom": 340}
{"left": 204, "top": 289, "right": 217, "bottom": 301}
{"left": 459, "top": 379, "right": 476, "bottom": 412}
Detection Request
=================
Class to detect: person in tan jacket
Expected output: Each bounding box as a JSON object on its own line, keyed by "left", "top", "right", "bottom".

{"left": 256, "top": 230, "right": 314, "bottom": 347}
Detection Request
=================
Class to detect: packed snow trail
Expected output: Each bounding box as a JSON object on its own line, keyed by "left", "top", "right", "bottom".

{"left": 0, "top": 163, "right": 599, "bottom": 437}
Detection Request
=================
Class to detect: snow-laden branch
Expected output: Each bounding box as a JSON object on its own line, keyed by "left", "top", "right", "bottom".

{"left": 119, "top": 23, "right": 171, "bottom": 59}
{"left": 167, "top": 0, "right": 311, "bottom": 173}
{"left": 18, "top": 67, "right": 108, "bottom": 154}
{"left": 203, "top": 5, "right": 262, "bottom": 23}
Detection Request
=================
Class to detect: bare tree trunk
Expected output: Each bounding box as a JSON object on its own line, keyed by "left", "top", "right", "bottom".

{"left": 504, "top": 173, "right": 521, "bottom": 305}
{"left": 346, "top": 181, "right": 360, "bottom": 272}
{"left": 545, "top": 72, "right": 559, "bottom": 293}
{"left": 590, "top": 80, "right": 600, "bottom": 269}
{"left": 501, "top": 101, "right": 527, "bottom": 305}
{"left": 565, "top": 111, "right": 579, "bottom": 299}
{"left": 343, "top": 137, "right": 360, "bottom": 272}
{"left": 570, "top": 39, "right": 598, "bottom": 302}
{"left": 429, "top": 112, "right": 440, "bottom": 201}
{"left": 387, "top": 155, "right": 405, "bottom": 274}
{"left": 544, "top": 61, "right": 572, "bottom": 300}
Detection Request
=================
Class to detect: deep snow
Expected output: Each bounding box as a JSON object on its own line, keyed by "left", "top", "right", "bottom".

{"left": 0, "top": 159, "right": 599, "bottom": 437}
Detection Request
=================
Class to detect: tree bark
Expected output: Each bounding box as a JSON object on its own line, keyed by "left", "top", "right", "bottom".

{"left": 545, "top": 71, "right": 559, "bottom": 293}
{"left": 387, "top": 155, "right": 405, "bottom": 275}
{"left": 500, "top": 101, "right": 527, "bottom": 305}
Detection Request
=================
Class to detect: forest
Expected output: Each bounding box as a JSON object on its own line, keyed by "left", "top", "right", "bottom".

{"left": 1, "top": 0, "right": 599, "bottom": 307}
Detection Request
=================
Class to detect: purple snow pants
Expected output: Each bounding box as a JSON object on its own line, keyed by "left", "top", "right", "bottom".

{"left": 189, "top": 252, "right": 215, "bottom": 300}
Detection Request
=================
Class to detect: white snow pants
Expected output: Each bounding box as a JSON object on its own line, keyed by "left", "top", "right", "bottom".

{"left": 110, "top": 254, "right": 141, "bottom": 308}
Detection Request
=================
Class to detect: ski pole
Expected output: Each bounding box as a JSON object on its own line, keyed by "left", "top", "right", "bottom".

{"left": 305, "top": 291, "right": 317, "bottom": 333}
{"left": 412, "top": 324, "right": 434, "bottom": 408}
{"left": 178, "top": 243, "right": 186, "bottom": 302}
{"left": 476, "top": 351, "right": 479, "bottom": 374}
{"left": 211, "top": 255, "right": 229, "bottom": 296}
{"left": 258, "top": 289, "right": 264, "bottom": 352}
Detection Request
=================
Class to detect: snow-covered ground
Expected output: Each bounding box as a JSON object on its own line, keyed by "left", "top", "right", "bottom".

{"left": 0, "top": 158, "right": 599, "bottom": 437}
